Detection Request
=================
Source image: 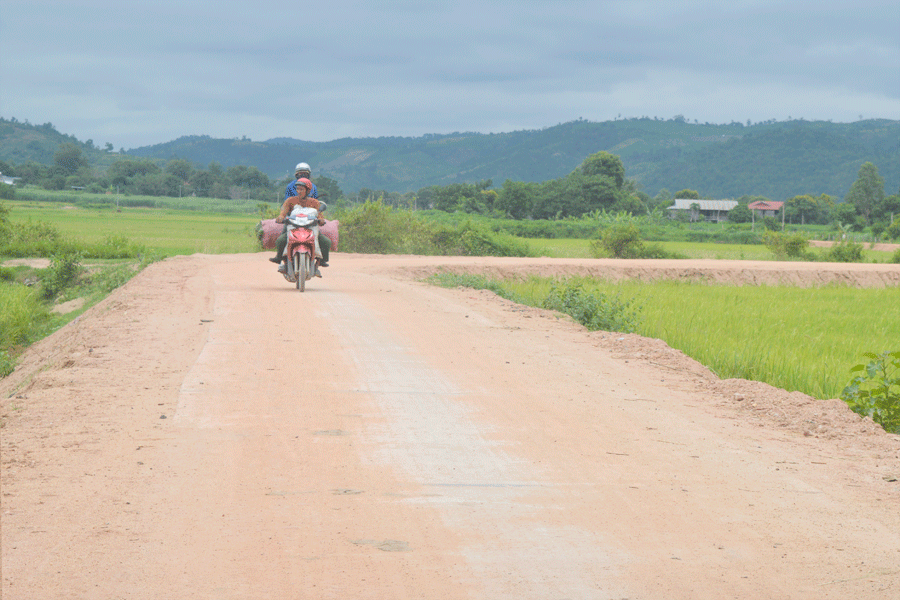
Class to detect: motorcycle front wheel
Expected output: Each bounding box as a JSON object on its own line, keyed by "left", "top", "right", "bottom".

{"left": 285, "top": 255, "right": 295, "bottom": 282}
{"left": 296, "top": 253, "right": 308, "bottom": 292}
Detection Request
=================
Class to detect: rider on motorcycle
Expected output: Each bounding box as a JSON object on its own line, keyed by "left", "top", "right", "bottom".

{"left": 269, "top": 178, "right": 323, "bottom": 272}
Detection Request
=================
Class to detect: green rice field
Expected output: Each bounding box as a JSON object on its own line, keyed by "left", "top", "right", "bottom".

{"left": 7, "top": 201, "right": 261, "bottom": 255}
{"left": 526, "top": 237, "right": 895, "bottom": 262}
{"left": 491, "top": 276, "right": 900, "bottom": 400}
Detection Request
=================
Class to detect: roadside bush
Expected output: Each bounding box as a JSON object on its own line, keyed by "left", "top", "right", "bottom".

{"left": 541, "top": 281, "right": 640, "bottom": 333}
{"left": 591, "top": 223, "right": 682, "bottom": 259}
{"left": 0, "top": 220, "right": 80, "bottom": 257}
{"left": 339, "top": 199, "right": 419, "bottom": 254}
{"left": 826, "top": 240, "right": 864, "bottom": 263}
{"left": 591, "top": 223, "right": 644, "bottom": 258}
{"left": 1, "top": 282, "right": 44, "bottom": 349}
{"left": 41, "top": 252, "right": 82, "bottom": 299}
{"left": 892, "top": 248, "right": 900, "bottom": 264}
{"left": 339, "top": 200, "right": 533, "bottom": 257}
{"left": 841, "top": 351, "right": 900, "bottom": 434}
{"left": 443, "top": 221, "right": 533, "bottom": 257}
{"left": 424, "top": 272, "right": 526, "bottom": 304}
{"left": 763, "top": 230, "right": 809, "bottom": 259}
{"left": 0, "top": 351, "right": 13, "bottom": 378}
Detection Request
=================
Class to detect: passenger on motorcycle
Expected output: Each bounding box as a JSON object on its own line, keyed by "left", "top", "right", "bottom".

{"left": 284, "top": 162, "right": 318, "bottom": 201}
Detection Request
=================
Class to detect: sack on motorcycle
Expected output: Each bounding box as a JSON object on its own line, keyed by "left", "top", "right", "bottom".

{"left": 256, "top": 219, "right": 281, "bottom": 249}
{"left": 321, "top": 219, "right": 340, "bottom": 251}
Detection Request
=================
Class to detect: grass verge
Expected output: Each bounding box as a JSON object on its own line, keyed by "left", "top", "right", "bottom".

{"left": 427, "top": 272, "right": 900, "bottom": 402}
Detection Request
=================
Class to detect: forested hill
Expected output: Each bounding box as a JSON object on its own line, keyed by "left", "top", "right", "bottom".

{"left": 2, "top": 117, "right": 898, "bottom": 200}
{"left": 118, "top": 118, "right": 900, "bottom": 200}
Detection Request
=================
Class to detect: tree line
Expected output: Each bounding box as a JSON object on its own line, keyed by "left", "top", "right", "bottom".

{"left": 358, "top": 152, "right": 899, "bottom": 239}
{"left": 0, "top": 143, "right": 343, "bottom": 204}
{"left": 1, "top": 141, "right": 897, "bottom": 239}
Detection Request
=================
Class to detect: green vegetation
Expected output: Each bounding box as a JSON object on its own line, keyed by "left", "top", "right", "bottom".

{"left": 0, "top": 196, "right": 238, "bottom": 376}
{"left": 336, "top": 200, "right": 534, "bottom": 257}
{"left": 0, "top": 282, "right": 46, "bottom": 377}
{"left": 0, "top": 251, "right": 159, "bottom": 378}
{"left": 763, "top": 230, "right": 810, "bottom": 260}
{"left": 427, "top": 273, "right": 900, "bottom": 407}
{"left": 841, "top": 351, "right": 900, "bottom": 434}
{"left": 541, "top": 280, "right": 640, "bottom": 333}
{"left": 7, "top": 200, "right": 261, "bottom": 256}
{"left": 841, "top": 352, "right": 900, "bottom": 434}
{"left": 590, "top": 222, "right": 683, "bottom": 259}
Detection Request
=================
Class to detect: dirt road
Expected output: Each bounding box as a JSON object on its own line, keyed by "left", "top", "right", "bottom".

{"left": 2, "top": 254, "right": 899, "bottom": 599}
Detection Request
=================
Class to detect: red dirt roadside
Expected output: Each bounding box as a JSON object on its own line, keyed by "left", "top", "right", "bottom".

{"left": 2, "top": 253, "right": 899, "bottom": 599}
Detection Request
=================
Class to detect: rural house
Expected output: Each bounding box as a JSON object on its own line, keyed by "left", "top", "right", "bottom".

{"left": 748, "top": 200, "right": 784, "bottom": 218}
{"left": 666, "top": 199, "right": 738, "bottom": 222}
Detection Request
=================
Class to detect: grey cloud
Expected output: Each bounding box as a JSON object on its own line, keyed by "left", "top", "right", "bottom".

{"left": 1, "top": 0, "right": 897, "bottom": 149}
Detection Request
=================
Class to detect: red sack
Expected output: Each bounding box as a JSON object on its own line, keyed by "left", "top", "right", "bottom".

{"left": 256, "top": 219, "right": 282, "bottom": 249}
{"left": 321, "top": 219, "right": 339, "bottom": 252}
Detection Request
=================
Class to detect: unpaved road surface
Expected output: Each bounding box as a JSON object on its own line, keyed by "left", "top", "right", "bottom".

{"left": 2, "top": 254, "right": 900, "bottom": 599}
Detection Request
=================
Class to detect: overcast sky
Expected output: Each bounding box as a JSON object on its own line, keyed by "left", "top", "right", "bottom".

{"left": 2, "top": 1, "right": 898, "bottom": 150}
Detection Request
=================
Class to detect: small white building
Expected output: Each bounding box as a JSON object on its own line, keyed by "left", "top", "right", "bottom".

{"left": 666, "top": 199, "right": 739, "bottom": 223}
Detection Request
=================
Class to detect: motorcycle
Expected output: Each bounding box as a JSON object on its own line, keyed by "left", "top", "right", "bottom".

{"left": 281, "top": 204, "right": 324, "bottom": 292}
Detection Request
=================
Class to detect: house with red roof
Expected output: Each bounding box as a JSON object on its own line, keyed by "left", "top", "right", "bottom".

{"left": 748, "top": 200, "right": 784, "bottom": 218}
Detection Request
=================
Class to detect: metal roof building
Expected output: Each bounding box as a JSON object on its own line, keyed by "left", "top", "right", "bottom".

{"left": 666, "top": 199, "right": 739, "bottom": 222}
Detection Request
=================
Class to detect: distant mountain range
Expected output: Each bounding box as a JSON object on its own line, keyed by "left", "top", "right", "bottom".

{"left": 2, "top": 117, "right": 898, "bottom": 200}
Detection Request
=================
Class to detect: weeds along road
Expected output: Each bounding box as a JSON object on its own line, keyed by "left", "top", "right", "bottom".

{"left": 2, "top": 253, "right": 899, "bottom": 599}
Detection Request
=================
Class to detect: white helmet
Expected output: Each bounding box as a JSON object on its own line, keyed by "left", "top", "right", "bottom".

{"left": 294, "top": 162, "right": 311, "bottom": 174}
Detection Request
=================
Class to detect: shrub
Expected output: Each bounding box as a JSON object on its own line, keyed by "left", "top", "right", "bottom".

{"left": 41, "top": 252, "right": 82, "bottom": 299}
{"left": 841, "top": 351, "right": 900, "bottom": 434}
{"left": 0, "top": 350, "right": 13, "bottom": 378}
{"left": 339, "top": 200, "right": 533, "bottom": 257}
{"left": 1, "top": 282, "right": 44, "bottom": 348}
{"left": 0, "top": 220, "right": 80, "bottom": 257}
{"left": 892, "top": 248, "right": 900, "bottom": 264}
{"left": 763, "top": 230, "right": 809, "bottom": 259}
{"left": 591, "top": 223, "right": 682, "bottom": 259}
{"left": 451, "top": 221, "right": 532, "bottom": 257}
{"left": 886, "top": 220, "right": 900, "bottom": 241}
{"left": 827, "top": 240, "right": 864, "bottom": 263}
{"left": 541, "top": 281, "right": 640, "bottom": 333}
{"left": 591, "top": 223, "right": 644, "bottom": 258}
{"left": 425, "top": 271, "right": 526, "bottom": 304}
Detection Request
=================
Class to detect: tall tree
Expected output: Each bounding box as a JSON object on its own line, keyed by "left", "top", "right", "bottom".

{"left": 674, "top": 189, "right": 700, "bottom": 200}
{"left": 165, "top": 159, "right": 194, "bottom": 182}
{"left": 785, "top": 194, "right": 819, "bottom": 225}
{"left": 579, "top": 151, "right": 625, "bottom": 188}
{"left": 498, "top": 179, "right": 532, "bottom": 219}
{"left": 53, "top": 143, "right": 89, "bottom": 176}
{"left": 845, "top": 162, "right": 884, "bottom": 224}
